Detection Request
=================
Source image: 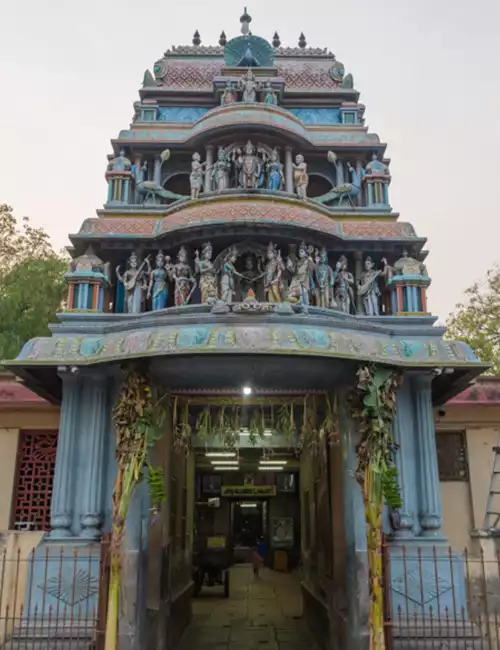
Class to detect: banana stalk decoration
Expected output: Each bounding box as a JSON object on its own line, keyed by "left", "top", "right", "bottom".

{"left": 350, "top": 365, "right": 402, "bottom": 650}
{"left": 104, "top": 367, "right": 167, "bottom": 650}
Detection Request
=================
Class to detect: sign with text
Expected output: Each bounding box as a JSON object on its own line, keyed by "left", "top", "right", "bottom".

{"left": 221, "top": 485, "right": 277, "bottom": 497}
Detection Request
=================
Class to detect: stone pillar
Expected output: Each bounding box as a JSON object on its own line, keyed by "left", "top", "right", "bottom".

{"left": 49, "top": 370, "right": 81, "bottom": 538}
{"left": 392, "top": 379, "right": 418, "bottom": 537}
{"left": 133, "top": 154, "right": 142, "bottom": 203}
{"left": 356, "top": 160, "right": 363, "bottom": 206}
{"left": 354, "top": 252, "right": 363, "bottom": 314}
{"left": 285, "top": 146, "right": 294, "bottom": 193}
{"left": 154, "top": 155, "right": 162, "bottom": 186}
{"left": 336, "top": 160, "right": 344, "bottom": 185}
{"left": 414, "top": 374, "right": 443, "bottom": 537}
{"left": 79, "top": 371, "right": 109, "bottom": 539}
{"left": 205, "top": 145, "right": 214, "bottom": 192}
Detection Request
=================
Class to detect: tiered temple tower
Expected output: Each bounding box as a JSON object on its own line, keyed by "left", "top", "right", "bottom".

{"left": 5, "top": 12, "right": 486, "bottom": 650}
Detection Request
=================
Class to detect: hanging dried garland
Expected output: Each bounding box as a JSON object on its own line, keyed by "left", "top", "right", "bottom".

{"left": 170, "top": 394, "right": 339, "bottom": 455}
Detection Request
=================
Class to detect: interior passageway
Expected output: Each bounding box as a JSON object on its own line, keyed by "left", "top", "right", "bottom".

{"left": 177, "top": 565, "right": 318, "bottom": 650}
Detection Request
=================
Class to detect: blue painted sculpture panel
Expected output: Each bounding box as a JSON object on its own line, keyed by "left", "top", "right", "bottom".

{"left": 289, "top": 108, "right": 341, "bottom": 125}
{"left": 157, "top": 107, "right": 210, "bottom": 123}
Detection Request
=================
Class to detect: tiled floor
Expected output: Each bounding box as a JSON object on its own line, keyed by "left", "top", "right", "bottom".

{"left": 176, "top": 565, "right": 318, "bottom": 650}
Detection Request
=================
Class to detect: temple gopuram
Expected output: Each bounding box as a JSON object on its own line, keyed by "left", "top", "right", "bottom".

{"left": 3, "top": 10, "right": 488, "bottom": 650}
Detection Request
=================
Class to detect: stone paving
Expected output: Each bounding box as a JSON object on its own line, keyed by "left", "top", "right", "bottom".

{"left": 176, "top": 565, "right": 319, "bottom": 650}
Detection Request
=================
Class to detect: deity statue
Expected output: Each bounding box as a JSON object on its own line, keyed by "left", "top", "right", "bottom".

{"left": 240, "top": 255, "right": 264, "bottom": 299}
{"left": 108, "top": 149, "right": 132, "bottom": 172}
{"left": 195, "top": 242, "right": 218, "bottom": 304}
{"left": 357, "top": 256, "right": 389, "bottom": 317}
{"left": 286, "top": 242, "right": 315, "bottom": 306}
{"left": 292, "top": 154, "right": 309, "bottom": 199}
{"left": 313, "top": 248, "right": 336, "bottom": 309}
{"left": 266, "top": 150, "right": 284, "bottom": 191}
{"left": 333, "top": 255, "right": 355, "bottom": 314}
{"left": 211, "top": 148, "right": 231, "bottom": 192}
{"left": 220, "top": 246, "right": 245, "bottom": 303}
{"left": 148, "top": 250, "right": 171, "bottom": 311}
{"left": 236, "top": 140, "right": 262, "bottom": 189}
{"left": 238, "top": 69, "right": 259, "bottom": 103}
{"left": 221, "top": 81, "right": 237, "bottom": 105}
{"left": 366, "top": 153, "right": 390, "bottom": 175}
{"left": 170, "top": 246, "right": 196, "bottom": 306}
{"left": 116, "top": 252, "right": 151, "bottom": 314}
{"left": 263, "top": 242, "right": 285, "bottom": 303}
{"left": 189, "top": 152, "right": 206, "bottom": 200}
{"left": 262, "top": 81, "right": 278, "bottom": 105}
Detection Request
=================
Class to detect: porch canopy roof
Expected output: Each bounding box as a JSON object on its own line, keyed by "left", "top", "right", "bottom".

{"left": 3, "top": 308, "right": 487, "bottom": 405}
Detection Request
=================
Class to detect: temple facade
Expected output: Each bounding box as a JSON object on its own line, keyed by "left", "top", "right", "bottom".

{"left": 3, "top": 11, "right": 488, "bottom": 650}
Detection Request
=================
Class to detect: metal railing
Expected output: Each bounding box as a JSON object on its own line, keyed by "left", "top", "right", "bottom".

{"left": 0, "top": 537, "right": 109, "bottom": 650}
{"left": 383, "top": 540, "right": 500, "bottom": 649}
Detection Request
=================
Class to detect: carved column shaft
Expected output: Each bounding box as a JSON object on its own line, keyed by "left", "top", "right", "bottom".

{"left": 133, "top": 154, "right": 142, "bottom": 203}
{"left": 414, "top": 374, "right": 443, "bottom": 536}
{"left": 79, "top": 372, "right": 109, "bottom": 539}
{"left": 356, "top": 160, "right": 363, "bottom": 205}
{"left": 285, "top": 147, "right": 293, "bottom": 193}
{"left": 154, "top": 155, "right": 162, "bottom": 186}
{"left": 393, "top": 380, "right": 418, "bottom": 537}
{"left": 50, "top": 372, "right": 81, "bottom": 538}
{"left": 336, "top": 161, "right": 344, "bottom": 185}
{"left": 205, "top": 145, "right": 214, "bottom": 192}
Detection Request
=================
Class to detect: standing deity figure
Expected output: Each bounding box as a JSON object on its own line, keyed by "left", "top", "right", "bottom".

{"left": 314, "top": 248, "right": 336, "bottom": 309}
{"left": 116, "top": 252, "right": 151, "bottom": 314}
{"left": 240, "top": 255, "right": 264, "bottom": 299}
{"left": 292, "top": 154, "right": 309, "bottom": 199}
{"left": 334, "top": 255, "right": 355, "bottom": 314}
{"left": 236, "top": 140, "right": 262, "bottom": 189}
{"left": 148, "top": 250, "right": 171, "bottom": 311}
{"left": 195, "top": 242, "right": 218, "bottom": 304}
{"left": 239, "top": 69, "right": 259, "bottom": 103}
{"left": 357, "top": 256, "right": 389, "bottom": 317}
{"left": 266, "top": 149, "right": 284, "bottom": 191}
{"left": 221, "top": 81, "right": 237, "bottom": 105}
{"left": 286, "top": 242, "right": 315, "bottom": 306}
{"left": 189, "top": 152, "right": 206, "bottom": 200}
{"left": 220, "top": 246, "right": 245, "bottom": 303}
{"left": 262, "top": 81, "right": 278, "bottom": 105}
{"left": 211, "top": 148, "right": 231, "bottom": 192}
{"left": 170, "top": 246, "right": 196, "bottom": 307}
{"left": 263, "top": 243, "right": 285, "bottom": 303}
{"left": 108, "top": 148, "right": 132, "bottom": 172}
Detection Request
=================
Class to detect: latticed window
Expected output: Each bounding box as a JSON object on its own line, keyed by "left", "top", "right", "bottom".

{"left": 436, "top": 431, "right": 469, "bottom": 481}
{"left": 12, "top": 430, "right": 58, "bottom": 531}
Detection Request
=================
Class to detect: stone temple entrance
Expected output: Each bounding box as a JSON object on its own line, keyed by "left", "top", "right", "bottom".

{"left": 178, "top": 565, "right": 318, "bottom": 650}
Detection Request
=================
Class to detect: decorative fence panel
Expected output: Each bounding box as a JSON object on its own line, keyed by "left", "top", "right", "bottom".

{"left": 0, "top": 538, "right": 109, "bottom": 650}
{"left": 384, "top": 541, "right": 500, "bottom": 649}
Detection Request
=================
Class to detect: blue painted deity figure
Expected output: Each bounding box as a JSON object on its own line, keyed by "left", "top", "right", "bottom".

{"left": 262, "top": 81, "right": 278, "bottom": 105}
{"left": 148, "top": 251, "right": 171, "bottom": 310}
{"left": 116, "top": 252, "right": 151, "bottom": 313}
{"left": 266, "top": 150, "right": 284, "bottom": 191}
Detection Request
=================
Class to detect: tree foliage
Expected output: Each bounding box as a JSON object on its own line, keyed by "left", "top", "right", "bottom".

{"left": 0, "top": 204, "right": 67, "bottom": 361}
{"left": 446, "top": 266, "right": 500, "bottom": 374}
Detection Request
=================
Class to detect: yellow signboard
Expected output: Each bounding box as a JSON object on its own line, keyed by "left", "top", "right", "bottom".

{"left": 221, "top": 485, "right": 276, "bottom": 497}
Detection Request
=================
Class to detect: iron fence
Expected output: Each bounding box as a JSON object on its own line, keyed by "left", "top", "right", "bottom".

{"left": 383, "top": 540, "right": 500, "bottom": 649}
{"left": 0, "top": 538, "right": 109, "bottom": 650}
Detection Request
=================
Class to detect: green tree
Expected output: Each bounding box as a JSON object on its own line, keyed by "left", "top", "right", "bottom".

{"left": 0, "top": 204, "right": 67, "bottom": 360}
{"left": 446, "top": 265, "right": 500, "bottom": 374}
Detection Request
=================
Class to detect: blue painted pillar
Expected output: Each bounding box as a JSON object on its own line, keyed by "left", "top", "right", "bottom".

{"left": 154, "top": 155, "right": 162, "bottom": 186}
{"left": 79, "top": 371, "right": 109, "bottom": 539}
{"left": 49, "top": 370, "right": 81, "bottom": 538}
{"left": 393, "top": 379, "right": 419, "bottom": 537}
{"left": 413, "top": 374, "right": 443, "bottom": 537}
{"left": 336, "top": 160, "right": 344, "bottom": 185}
{"left": 367, "top": 184, "right": 374, "bottom": 206}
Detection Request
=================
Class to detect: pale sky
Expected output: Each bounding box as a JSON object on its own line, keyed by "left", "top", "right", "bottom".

{"left": 1, "top": 0, "right": 499, "bottom": 321}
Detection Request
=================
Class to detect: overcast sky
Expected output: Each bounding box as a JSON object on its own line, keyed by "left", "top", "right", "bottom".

{"left": 1, "top": 0, "right": 499, "bottom": 321}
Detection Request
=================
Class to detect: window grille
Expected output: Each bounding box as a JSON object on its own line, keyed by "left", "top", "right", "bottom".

{"left": 436, "top": 431, "right": 469, "bottom": 481}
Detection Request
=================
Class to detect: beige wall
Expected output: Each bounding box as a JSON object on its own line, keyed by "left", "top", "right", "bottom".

{"left": 436, "top": 405, "right": 500, "bottom": 553}
{"left": 0, "top": 408, "right": 60, "bottom": 531}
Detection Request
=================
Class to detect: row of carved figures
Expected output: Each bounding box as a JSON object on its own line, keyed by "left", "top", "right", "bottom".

{"left": 107, "top": 143, "right": 389, "bottom": 206}
{"left": 115, "top": 243, "right": 420, "bottom": 316}
{"left": 220, "top": 71, "right": 278, "bottom": 106}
